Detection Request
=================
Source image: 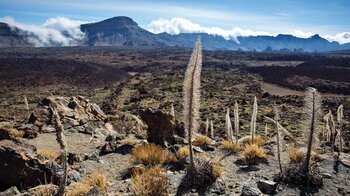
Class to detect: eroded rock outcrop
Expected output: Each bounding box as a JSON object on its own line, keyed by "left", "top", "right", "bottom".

{"left": 140, "top": 108, "right": 185, "bottom": 146}
{"left": 29, "top": 96, "right": 106, "bottom": 130}
{"left": 0, "top": 140, "right": 60, "bottom": 191}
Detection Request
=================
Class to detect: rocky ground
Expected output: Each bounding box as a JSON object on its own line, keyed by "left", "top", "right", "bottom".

{"left": 0, "top": 47, "right": 350, "bottom": 195}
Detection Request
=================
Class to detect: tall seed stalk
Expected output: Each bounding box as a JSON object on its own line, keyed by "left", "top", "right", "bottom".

{"left": 225, "top": 108, "right": 233, "bottom": 142}
{"left": 170, "top": 103, "right": 175, "bottom": 119}
{"left": 24, "top": 96, "right": 30, "bottom": 117}
{"left": 183, "top": 37, "right": 202, "bottom": 167}
{"left": 337, "top": 105, "right": 344, "bottom": 154}
{"left": 329, "top": 111, "right": 336, "bottom": 152}
{"left": 210, "top": 120, "right": 214, "bottom": 139}
{"left": 303, "top": 87, "right": 321, "bottom": 173}
{"left": 274, "top": 105, "right": 282, "bottom": 173}
{"left": 205, "top": 118, "right": 209, "bottom": 136}
{"left": 234, "top": 101, "right": 239, "bottom": 144}
{"left": 250, "top": 96, "right": 258, "bottom": 143}
{"left": 50, "top": 104, "right": 68, "bottom": 196}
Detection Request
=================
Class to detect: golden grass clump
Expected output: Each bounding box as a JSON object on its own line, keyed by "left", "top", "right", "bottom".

{"left": 66, "top": 182, "right": 90, "bottom": 196}
{"left": 240, "top": 135, "right": 267, "bottom": 147}
{"left": 240, "top": 144, "right": 267, "bottom": 165}
{"left": 8, "top": 128, "right": 25, "bottom": 138}
{"left": 288, "top": 147, "right": 303, "bottom": 164}
{"left": 66, "top": 171, "right": 107, "bottom": 196}
{"left": 177, "top": 146, "right": 190, "bottom": 160}
{"left": 219, "top": 140, "right": 240, "bottom": 152}
{"left": 211, "top": 161, "right": 222, "bottom": 178}
{"left": 193, "top": 135, "right": 212, "bottom": 147}
{"left": 28, "top": 185, "right": 57, "bottom": 196}
{"left": 132, "top": 166, "right": 169, "bottom": 196}
{"left": 86, "top": 171, "right": 107, "bottom": 192}
{"left": 130, "top": 143, "right": 176, "bottom": 166}
{"left": 37, "top": 149, "right": 58, "bottom": 160}
{"left": 120, "top": 138, "right": 139, "bottom": 145}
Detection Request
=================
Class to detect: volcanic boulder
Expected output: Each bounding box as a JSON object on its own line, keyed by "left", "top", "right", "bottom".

{"left": 0, "top": 140, "right": 60, "bottom": 191}
{"left": 140, "top": 108, "right": 185, "bottom": 146}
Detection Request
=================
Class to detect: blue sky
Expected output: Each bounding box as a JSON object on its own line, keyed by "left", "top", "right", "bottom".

{"left": 1, "top": 0, "right": 349, "bottom": 33}
{"left": 0, "top": 0, "right": 349, "bottom": 45}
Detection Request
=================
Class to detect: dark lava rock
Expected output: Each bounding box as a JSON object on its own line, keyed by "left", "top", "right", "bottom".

{"left": 0, "top": 140, "right": 60, "bottom": 191}
{"left": 257, "top": 180, "right": 277, "bottom": 194}
{"left": 115, "top": 144, "right": 134, "bottom": 155}
{"left": 140, "top": 108, "right": 185, "bottom": 146}
{"left": 241, "top": 185, "right": 262, "bottom": 196}
{"left": 0, "top": 186, "right": 20, "bottom": 196}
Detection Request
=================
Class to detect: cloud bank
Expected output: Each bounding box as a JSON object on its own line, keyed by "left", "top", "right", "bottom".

{"left": 0, "top": 16, "right": 87, "bottom": 46}
{"left": 147, "top": 17, "right": 350, "bottom": 44}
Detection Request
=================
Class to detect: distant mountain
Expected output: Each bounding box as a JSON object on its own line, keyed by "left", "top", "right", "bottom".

{"left": 1, "top": 16, "right": 350, "bottom": 52}
{"left": 0, "top": 22, "right": 33, "bottom": 47}
{"left": 80, "top": 16, "right": 164, "bottom": 46}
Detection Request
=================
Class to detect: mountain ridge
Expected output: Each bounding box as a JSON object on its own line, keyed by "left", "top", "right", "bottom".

{"left": 1, "top": 16, "right": 350, "bottom": 52}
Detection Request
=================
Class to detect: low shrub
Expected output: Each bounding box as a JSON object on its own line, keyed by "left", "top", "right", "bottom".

{"left": 240, "top": 135, "right": 267, "bottom": 147}
{"left": 238, "top": 144, "right": 267, "bottom": 165}
{"left": 288, "top": 147, "right": 303, "bottom": 164}
{"left": 177, "top": 146, "right": 190, "bottom": 160}
{"left": 193, "top": 135, "right": 212, "bottom": 147}
{"left": 132, "top": 166, "right": 169, "bottom": 196}
{"left": 37, "top": 149, "right": 58, "bottom": 160}
{"left": 130, "top": 143, "right": 176, "bottom": 166}
{"left": 219, "top": 140, "right": 240, "bottom": 152}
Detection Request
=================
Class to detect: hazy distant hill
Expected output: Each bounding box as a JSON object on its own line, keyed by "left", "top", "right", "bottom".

{"left": 80, "top": 16, "right": 165, "bottom": 46}
{"left": 0, "top": 22, "right": 33, "bottom": 47}
{"left": 1, "top": 16, "right": 350, "bottom": 52}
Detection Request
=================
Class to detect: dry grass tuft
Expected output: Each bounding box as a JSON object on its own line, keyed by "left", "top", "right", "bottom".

{"left": 177, "top": 146, "right": 190, "bottom": 160}
{"left": 132, "top": 166, "right": 169, "bottom": 196}
{"left": 29, "top": 185, "right": 57, "bottom": 196}
{"left": 86, "top": 171, "right": 107, "bottom": 192}
{"left": 66, "top": 182, "right": 90, "bottom": 196}
{"left": 120, "top": 138, "right": 139, "bottom": 145}
{"left": 239, "top": 144, "right": 267, "bottom": 165}
{"left": 66, "top": 171, "right": 107, "bottom": 195}
{"left": 37, "top": 149, "right": 58, "bottom": 160}
{"left": 8, "top": 129, "right": 25, "bottom": 138}
{"left": 193, "top": 135, "right": 212, "bottom": 147}
{"left": 219, "top": 140, "right": 240, "bottom": 152}
{"left": 130, "top": 143, "right": 176, "bottom": 166}
{"left": 240, "top": 135, "right": 267, "bottom": 147}
{"left": 211, "top": 161, "right": 222, "bottom": 178}
{"left": 288, "top": 147, "right": 303, "bottom": 164}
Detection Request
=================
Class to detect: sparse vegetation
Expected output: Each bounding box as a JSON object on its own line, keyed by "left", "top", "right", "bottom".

{"left": 177, "top": 146, "right": 190, "bottom": 160}
{"left": 130, "top": 143, "right": 176, "bottom": 166}
{"left": 193, "top": 135, "right": 212, "bottom": 147}
{"left": 219, "top": 140, "right": 240, "bottom": 152}
{"left": 238, "top": 144, "right": 267, "bottom": 165}
{"left": 240, "top": 135, "right": 267, "bottom": 147}
{"left": 182, "top": 37, "right": 202, "bottom": 167}
{"left": 37, "top": 149, "right": 58, "bottom": 160}
{"left": 50, "top": 105, "right": 68, "bottom": 196}
{"left": 131, "top": 166, "right": 169, "bottom": 196}
{"left": 288, "top": 147, "right": 303, "bottom": 164}
{"left": 303, "top": 87, "right": 321, "bottom": 173}
{"left": 66, "top": 171, "right": 107, "bottom": 196}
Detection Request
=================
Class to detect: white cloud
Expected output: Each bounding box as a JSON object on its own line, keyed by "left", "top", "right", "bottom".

{"left": 323, "top": 32, "right": 350, "bottom": 44}
{"left": 147, "top": 17, "right": 350, "bottom": 44}
{"left": 147, "top": 17, "right": 272, "bottom": 43}
{"left": 0, "top": 16, "right": 88, "bottom": 46}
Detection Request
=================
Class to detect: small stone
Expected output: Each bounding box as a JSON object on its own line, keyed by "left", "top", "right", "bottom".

{"left": 115, "top": 144, "right": 134, "bottom": 155}
{"left": 241, "top": 185, "right": 262, "bottom": 196}
{"left": 257, "top": 180, "right": 277, "bottom": 194}
{"left": 0, "top": 186, "right": 20, "bottom": 196}
{"left": 322, "top": 173, "right": 332, "bottom": 179}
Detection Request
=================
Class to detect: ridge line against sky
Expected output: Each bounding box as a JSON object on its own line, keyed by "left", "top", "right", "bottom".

{"left": 1, "top": 0, "right": 349, "bottom": 45}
